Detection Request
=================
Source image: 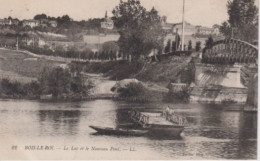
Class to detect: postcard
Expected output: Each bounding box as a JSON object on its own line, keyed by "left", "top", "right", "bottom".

{"left": 0, "top": 0, "right": 258, "bottom": 160}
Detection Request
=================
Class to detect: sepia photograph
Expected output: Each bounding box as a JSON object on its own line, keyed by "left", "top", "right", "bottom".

{"left": 0, "top": 0, "right": 258, "bottom": 160}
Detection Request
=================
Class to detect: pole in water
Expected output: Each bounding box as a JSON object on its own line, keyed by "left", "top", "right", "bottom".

{"left": 181, "top": 0, "right": 185, "bottom": 51}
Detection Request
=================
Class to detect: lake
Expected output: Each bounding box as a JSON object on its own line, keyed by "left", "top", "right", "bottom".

{"left": 0, "top": 99, "right": 257, "bottom": 160}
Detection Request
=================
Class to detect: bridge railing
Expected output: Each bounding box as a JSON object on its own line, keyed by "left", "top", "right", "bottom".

{"left": 202, "top": 38, "right": 258, "bottom": 64}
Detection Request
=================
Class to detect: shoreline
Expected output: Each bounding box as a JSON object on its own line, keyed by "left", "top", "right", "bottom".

{"left": 0, "top": 96, "right": 247, "bottom": 105}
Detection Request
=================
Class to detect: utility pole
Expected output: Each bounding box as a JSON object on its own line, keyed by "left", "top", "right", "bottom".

{"left": 181, "top": 0, "right": 185, "bottom": 51}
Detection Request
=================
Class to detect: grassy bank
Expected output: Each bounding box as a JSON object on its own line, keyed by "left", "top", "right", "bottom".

{"left": 72, "top": 55, "right": 195, "bottom": 103}
{"left": 73, "top": 55, "right": 195, "bottom": 85}
{"left": 136, "top": 56, "right": 195, "bottom": 85}
{"left": 74, "top": 60, "right": 144, "bottom": 80}
{"left": 0, "top": 49, "right": 64, "bottom": 82}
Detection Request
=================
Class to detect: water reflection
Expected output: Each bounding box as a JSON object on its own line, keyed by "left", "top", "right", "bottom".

{"left": 38, "top": 110, "right": 81, "bottom": 136}
{"left": 0, "top": 99, "right": 257, "bottom": 159}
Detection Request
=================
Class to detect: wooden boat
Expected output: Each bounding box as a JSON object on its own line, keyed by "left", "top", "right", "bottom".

{"left": 89, "top": 125, "right": 148, "bottom": 136}
{"left": 129, "top": 110, "right": 187, "bottom": 138}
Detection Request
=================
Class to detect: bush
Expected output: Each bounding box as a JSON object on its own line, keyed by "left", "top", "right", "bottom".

{"left": 38, "top": 66, "right": 93, "bottom": 98}
{"left": 117, "top": 82, "right": 153, "bottom": 102}
{"left": 188, "top": 40, "right": 192, "bottom": 51}
{"left": 195, "top": 41, "right": 201, "bottom": 51}
{"left": 0, "top": 79, "right": 40, "bottom": 98}
{"left": 164, "top": 39, "right": 171, "bottom": 53}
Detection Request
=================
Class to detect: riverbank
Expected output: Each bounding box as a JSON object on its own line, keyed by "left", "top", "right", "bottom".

{"left": 72, "top": 54, "right": 195, "bottom": 85}
{"left": 0, "top": 47, "right": 248, "bottom": 104}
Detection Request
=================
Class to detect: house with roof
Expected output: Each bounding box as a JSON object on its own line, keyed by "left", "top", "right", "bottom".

{"left": 0, "top": 19, "right": 12, "bottom": 25}
{"left": 101, "top": 11, "right": 114, "bottom": 30}
{"left": 11, "top": 19, "right": 20, "bottom": 25}
{"left": 48, "top": 20, "right": 57, "bottom": 27}
{"left": 23, "top": 19, "right": 40, "bottom": 28}
{"left": 172, "top": 21, "right": 198, "bottom": 36}
{"left": 83, "top": 33, "right": 120, "bottom": 52}
{"left": 160, "top": 16, "right": 175, "bottom": 33}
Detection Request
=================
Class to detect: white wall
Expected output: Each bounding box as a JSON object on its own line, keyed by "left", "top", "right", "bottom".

{"left": 83, "top": 34, "right": 120, "bottom": 44}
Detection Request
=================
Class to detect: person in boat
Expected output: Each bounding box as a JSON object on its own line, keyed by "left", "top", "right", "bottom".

{"left": 169, "top": 108, "right": 175, "bottom": 115}
{"left": 165, "top": 106, "right": 175, "bottom": 120}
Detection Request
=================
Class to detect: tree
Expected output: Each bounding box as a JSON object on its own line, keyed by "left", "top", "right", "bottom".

{"left": 60, "top": 15, "right": 72, "bottom": 22}
{"left": 100, "top": 41, "right": 119, "bottom": 56}
{"left": 220, "top": 21, "right": 232, "bottom": 38}
{"left": 164, "top": 39, "right": 171, "bottom": 53}
{"left": 57, "top": 15, "right": 72, "bottom": 28}
{"left": 175, "top": 34, "right": 181, "bottom": 51}
{"left": 205, "top": 36, "right": 214, "bottom": 48}
{"left": 195, "top": 41, "right": 201, "bottom": 52}
{"left": 188, "top": 40, "right": 192, "bottom": 51}
{"left": 34, "top": 14, "right": 48, "bottom": 20}
{"left": 112, "top": 0, "right": 165, "bottom": 60}
{"left": 38, "top": 67, "right": 92, "bottom": 98}
{"left": 220, "top": 0, "right": 258, "bottom": 42}
{"left": 172, "top": 41, "right": 176, "bottom": 52}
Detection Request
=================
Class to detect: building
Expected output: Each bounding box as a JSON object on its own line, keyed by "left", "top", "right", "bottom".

{"left": 196, "top": 26, "right": 219, "bottom": 35}
{"left": 212, "top": 26, "right": 220, "bottom": 35}
{"left": 83, "top": 34, "right": 120, "bottom": 44}
{"left": 172, "top": 21, "right": 198, "bottom": 36}
{"left": 101, "top": 11, "right": 114, "bottom": 30}
{"left": 101, "top": 18, "right": 114, "bottom": 30}
{"left": 23, "top": 19, "right": 40, "bottom": 28}
{"left": 0, "top": 19, "right": 12, "bottom": 25}
{"left": 164, "top": 18, "right": 220, "bottom": 36}
{"left": 11, "top": 19, "right": 20, "bottom": 25}
{"left": 160, "top": 16, "right": 175, "bottom": 33}
{"left": 167, "top": 83, "right": 188, "bottom": 93}
{"left": 49, "top": 20, "right": 57, "bottom": 27}
{"left": 83, "top": 33, "right": 120, "bottom": 52}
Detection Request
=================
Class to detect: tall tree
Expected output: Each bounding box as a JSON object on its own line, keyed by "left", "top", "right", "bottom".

{"left": 195, "top": 41, "right": 201, "bottom": 52}
{"left": 164, "top": 39, "right": 171, "bottom": 53}
{"left": 172, "top": 41, "right": 176, "bottom": 52}
{"left": 34, "top": 14, "right": 48, "bottom": 20}
{"left": 205, "top": 36, "right": 214, "bottom": 48}
{"left": 220, "top": 0, "right": 258, "bottom": 43}
{"left": 188, "top": 40, "right": 192, "bottom": 51}
{"left": 112, "top": 0, "right": 165, "bottom": 60}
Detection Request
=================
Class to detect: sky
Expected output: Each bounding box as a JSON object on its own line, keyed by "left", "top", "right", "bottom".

{"left": 0, "top": 0, "right": 257, "bottom": 27}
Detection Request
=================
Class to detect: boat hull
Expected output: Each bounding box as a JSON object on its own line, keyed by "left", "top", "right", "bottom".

{"left": 147, "top": 126, "right": 184, "bottom": 138}
{"left": 89, "top": 126, "right": 148, "bottom": 136}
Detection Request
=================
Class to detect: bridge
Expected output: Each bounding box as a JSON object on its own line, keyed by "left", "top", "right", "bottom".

{"left": 190, "top": 38, "right": 258, "bottom": 105}
{"left": 202, "top": 39, "right": 258, "bottom": 64}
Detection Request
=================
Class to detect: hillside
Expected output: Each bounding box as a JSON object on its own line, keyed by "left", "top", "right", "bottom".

{"left": 76, "top": 53, "right": 197, "bottom": 88}
{"left": 135, "top": 56, "right": 195, "bottom": 86}
{"left": 0, "top": 49, "right": 64, "bottom": 83}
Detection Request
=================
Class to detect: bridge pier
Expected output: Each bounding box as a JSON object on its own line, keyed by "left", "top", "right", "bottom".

{"left": 190, "top": 63, "right": 248, "bottom": 103}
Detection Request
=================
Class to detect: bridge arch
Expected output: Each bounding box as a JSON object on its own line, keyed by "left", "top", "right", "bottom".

{"left": 202, "top": 38, "right": 258, "bottom": 64}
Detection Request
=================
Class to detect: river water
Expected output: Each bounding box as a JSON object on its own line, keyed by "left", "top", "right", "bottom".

{"left": 0, "top": 99, "right": 257, "bottom": 160}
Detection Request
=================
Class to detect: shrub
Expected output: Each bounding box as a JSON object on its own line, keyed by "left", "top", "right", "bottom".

{"left": 195, "top": 41, "right": 201, "bottom": 51}
{"left": 117, "top": 82, "right": 153, "bottom": 102}
{"left": 164, "top": 39, "right": 171, "bottom": 53}
{"left": 38, "top": 66, "right": 93, "bottom": 98}
{"left": 188, "top": 40, "right": 192, "bottom": 51}
{"left": 0, "top": 79, "right": 40, "bottom": 98}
